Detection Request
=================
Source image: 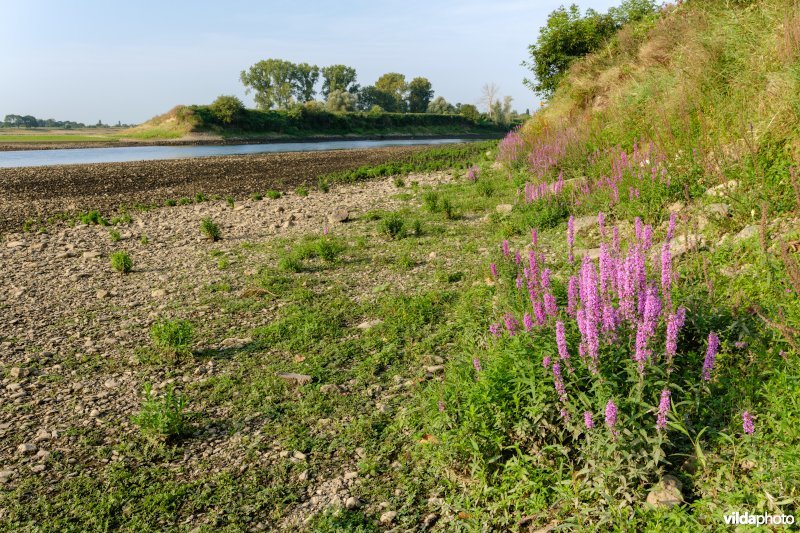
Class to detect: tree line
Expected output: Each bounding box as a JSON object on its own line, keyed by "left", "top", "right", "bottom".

{"left": 235, "top": 59, "right": 487, "bottom": 120}
{"left": 2, "top": 115, "right": 132, "bottom": 129}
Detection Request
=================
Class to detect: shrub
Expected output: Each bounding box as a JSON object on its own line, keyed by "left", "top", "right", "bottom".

{"left": 317, "top": 177, "right": 330, "bottom": 193}
{"left": 108, "top": 229, "right": 122, "bottom": 242}
{"left": 423, "top": 191, "right": 440, "bottom": 212}
{"left": 412, "top": 219, "right": 423, "bottom": 236}
{"left": 195, "top": 193, "right": 207, "bottom": 203}
{"left": 109, "top": 251, "right": 132, "bottom": 274}
{"left": 296, "top": 186, "right": 309, "bottom": 197}
{"left": 200, "top": 218, "right": 220, "bottom": 241}
{"left": 250, "top": 192, "right": 263, "bottom": 201}
{"left": 279, "top": 255, "right": 304, "bottom": 272}
{"left": 441, "top": 197, "right": 459, "bottom": 220}
{"left": 225, "top": 196, "right": 235, "bottom": 208}
{"left": 394, "top": 177, "right": 406, "bottom": 188}
{"left": 164, "top": 199, "right": 177, "bottom": 207}
{"left": 210, "top": 94, "right": 245, "bottom": 124}
{"left": 379, "top": 212, "right": 406, "bottom": 239}
{"left": 178, "top": 197, "right": 192, "bottom": 205}
{"left": 140, "top": 234, "right": 149, "bottom": 245}
{"left": 79, "top": 211, "right": 107, "bottom": 226}
{"left": 266, "top": 190, "right": 282, "bottom": 199}
{"left": 315, "top": 238, "right": 345, "bottom": 262}
{"left": 149, "top": 319, "right": 193, "bottom": 356}
{"left": 132, "top": 383, "right": 188, "bottom": 440}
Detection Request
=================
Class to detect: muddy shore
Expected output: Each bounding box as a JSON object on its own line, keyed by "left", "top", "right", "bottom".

{"left": 0, "top": 144, "right": 445, "bottom": 232}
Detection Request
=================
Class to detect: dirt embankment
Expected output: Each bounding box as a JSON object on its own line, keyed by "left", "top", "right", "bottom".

{"left": 0, "top": 145, "right": 440, "bottom": 232}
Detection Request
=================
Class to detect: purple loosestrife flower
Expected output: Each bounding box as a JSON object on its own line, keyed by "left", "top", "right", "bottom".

{"left": 516, "top": 277, "right": 523, "bottom": 289}
{"left": 598, "top": 212, "right": 606, "bottom": 237}
{"left": 742, "top": 411, "right": 755, "bottom": 435}
{"left": 489, "top": 323, "right": 502, "bottom": 337}
{"left": 612, "top": 226, "right": 621, "bottom": 255}
{"left": 552, "top": 362, "right": 567, "bottom": 403}
{"left": 544, "top": 293, "right": 558, "bottom": 317}
{"left": 473, "top": 357, "right": 482, "bottom": 373}
{"left": 533, "top": 301, "right": 546, "bottom": 325}
{"left": 514, "top": 251, "right": 522, "bottom": 265}
{"left": 584, "top": 411, "right": 595, "bottom": 429}
{"left": 667, "top": 212, "right": 677, "bottom": 242}
{"left": 643, "top": 225, "right": 653, "bottom": 251}
{"left": 605, "top": 400, "right": 618, "bottom": 431}
{"left": 323, "top": 225, "right": 329, "bottom": 236}
{"left": 556, "top": 321, "right": 570, "bottom": 361}
{"left": 568, "top": 215, "right": 575, "bottom": 263}
{"left": 702, "top": 332, "right": 720, "bottom": 381}
{"left": 542, "top": 355, "right": 551, "bottom": 369}
{"left": 665, "top": 307, "right": 687, "bottom": 367}
{"left": 531, "top": 228, "right": 538, "bottom": 246}
{"left": 567, "top": 276, "right": 579, "bottom": 317}
{"left": 642, "top": 285, "right": 661, "bottom": 337}
{"left": 661, "top": 242, "right": 672, "bottom": 306}
{"left": 634, "top": 322, "right": 651, "bottom": 374}
{"left": 635, "top": 217, "right": 643, "bottom": 243}
{"left": 523, "top": 313, "right": 534, "bottom": 332}
{"left": 490, "top": 263, "right": 498, "bottom": 278}
{"left": 599, "top": 244, "right": 615, "bottom": 294}
{"left": 657, "top": 389, "right": 671, "bottom": 430}
{"left": 504, "top": 313, "right": 519, "bottom": 336}
{"left": 502, "top": 240, "right": 510, "bottom": 258}
{"left": 602, "top": 302, "right": 617, "bottom": 335}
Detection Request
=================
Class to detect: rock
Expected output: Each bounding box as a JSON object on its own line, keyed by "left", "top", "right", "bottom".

{"left": 5, "top": 241, "right": 24, "bottom": 248}
{"left": 9, "top": 367, "right": 30, "bottom": 379}
{"left": 103, "top": 378, "right": 118, "bottom": 389}
{"left": 422, "top": 513, "right": 439, "bottom": 528}
{"left": 35, "top": 449, "right": 50, "bottom": 461}
{"left": 572, "top": 215, "right": 597, "bottom": 233}
{"left": 667, "top": 201, "right": 684, "bottom": 213}
{"left": 319, "top": 384, "right": 341, "bottom": 394}
{"left": 82, "top": 251, "right": 102, "bottom": 259}
{"left": 298, "top": 470, "right": 309, "bottom": 481}
{"left": 705, "top": 180, "right": 738, "bottom": 197}
{"left": 734, "top": 225, "right": 759, "bottom": 242}
{"left": 645, "top": 475, "right": 683, "bottom": 508}
{"left": 575, "top": 248, "right": 601, "bottom": 260}
{"left": 0, "top": 470, "right": 14, "bottom": 484}
{"left": 356, "top": 319, "right": 383, "bottom": 330}
{"left": 17, "top": 443, "right": 37, "bottom": 455}
{"left": 704, "top": 203, "right": 731, "bottom": 218}
{"left": 328, "top": 209, "right": 349, "bottom": 223}
{"left": 292, "top": 450, "right": 307, "bottom": 461}
{"left": 669, "top": 233, "right": 705, "bottom": 257}
{"left": 31, "top": 464, "right": 46, "bottom": 473}
{"left": 96, "top": 290, "right": 109, "bottom": 299}
{"left": 379, "top": 511, "right": 397, "bottom": 525}
{"left": 33, "top": 429, "right": 51, "bottom": 443}
{"left": 151, "top": 289, "right": 167, "bottom": 298}
{"left": 277, "top": 373, "right": 312, "bottom": 385}
{"left": 424, "top": 365, "right": 445, "bottom": 374}
{"left": 495, "top": 204, "right": 513, "bottom": 214}
{"left": 345, "top": 496, "right": 360, "bottom": 510}
{"left": 343, "top": 471, "right": 358, "bottom": 481}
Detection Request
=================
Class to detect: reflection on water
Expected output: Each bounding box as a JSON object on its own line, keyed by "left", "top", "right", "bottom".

{"left": 0, "top": 138, "right": 474, "bottom": 168}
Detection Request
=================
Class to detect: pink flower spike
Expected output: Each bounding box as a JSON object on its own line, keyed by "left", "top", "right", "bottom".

{"left": 584, "top": 411, "right": 594, "bottom": 429}
{"left": 742, "top": 411, "right": 755, "bottom": 435}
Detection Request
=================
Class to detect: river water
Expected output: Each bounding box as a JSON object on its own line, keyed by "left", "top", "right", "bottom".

{"left": 0, "top": 138, "right": 474, "bottom": 168}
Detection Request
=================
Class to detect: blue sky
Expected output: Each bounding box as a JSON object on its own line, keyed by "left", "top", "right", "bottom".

{"left": 1, "top": 0, "right": 622, "bottom": 124}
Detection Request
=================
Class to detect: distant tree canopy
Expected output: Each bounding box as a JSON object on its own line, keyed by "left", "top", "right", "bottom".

{"left": 210, "top": 95, "right": 245, "bottom": 124}
{"left": 524, "top": 0, "right": 657, "bottom": 97}
{"left": 407, "top": 77, "right": 434, "bottom": 113}
{"left": 427, "top": 96, "right": 454, "bottom": 114}
{"left": 0, "top": 114, "right": 115, "bottom": 129}
{"left": 321, "top": 65, "right": 359, "bottom": 98}
{"left": 240, "top": 59, "right": 301, "bottom": 110}
{"left": 374, "top": 73, "right": 409, "bottom": 112}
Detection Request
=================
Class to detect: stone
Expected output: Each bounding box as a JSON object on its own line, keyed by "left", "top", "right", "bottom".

{"left": 704, "top": 203, "right": 731, "bottom": 218}
{"left": 103, "top": 378, "right": 118, "bottom": 389}
{"left": 96, "top": 290, "right": 110, "bottom": 299}
{"left": 645, "top": 475, "right": 683, "bottom": 509}
{"left": 277, "top": 373, "right": 312, "bottom": 385}
{"left": 328, "top": 209, "right": 349, "bottom": 224}
{"left": 319, "top": 384, "right": 341, "bottom": 394}
{"left": 423, "top": 513, "right": 439, "bottom": 528}
{"left": 705, "top": 180, "right": 738, "bottom": 197}
{"left": 424, "top": 365, "right": 445, "bottom": 374}
{"left": 669, "top": 234, "right": 705, "bottom": 257}
{"left": 734, "top": 225, "right": 759, "bottom": 242}
{"left": 5, "top": 241, "right": 24, "bottom": 248}
{"left": 0, "top": 470, "right": 14, "bottom": 484}
{"left": 495, "top": 204, "right": 513, "bottom": 214}
{"left": 292, "top": 450, "right": 307, "bottom": 461}
{"left": 345, "top": 496, "right": 360, "bottom": 510}
{"left": 667, "top": 201, "right": 684, "bottom": 213}
{"left": 9, "top": 367, "right": 30, "bottom": 379}
{"left": 17, "top": 443, "right": 37, "bottom": 455}
{"left": 575, "top": 248, "right": 601, "bottom": 260}
{"left": 151, "top": 289, "right": 167, "bottom": 298}
{"left": 31, "top": 464, "right": 46, "bottom": 473}
{"left": 572, "top": 215, "right": 597, "bottom": 233}
{"left": 356, "top": 319, "right": 383, "bottom": 330}
{"left": 379, "top": 511, "right": 397, "bottom": 525}
{"left": 343, "top": 471, "right": 358, "bottom": 481}
{"left": 83, "top": 251, "right": 102, "bottom": 259}
{"left": 298, "top": 470, "right": 309, "bottom": 481}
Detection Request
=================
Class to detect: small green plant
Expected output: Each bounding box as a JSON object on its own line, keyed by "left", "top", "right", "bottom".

{"left": 164, "top": 199, "right": 177, "bottom": 207}
{"left": 266, "top": 190, "right": 282, "bottom": 200}
{"left": 394, "top": 176, "right": 406, "bottom": 188}
{"left": 395, "top": 252, "right": 415, "bottom": 270}
{"left": 315, "top": 238, "right": 345, "bottom": 262}
{"left": 149, "top": 319, "right": 193, "bottom": 356}
{"left": 442, "top": 197, "right": 459, "bottom": 220}
{"left": 296, "top": 186, "right": 309, "bottom": 197}
{"left": 250, "top": 192, "right": 263, "bottom": 201}
{"left": 226, "top": 196, "right": 235, "bottom": 208}
{"left": 412, "top": 219, "right": 424, "bottom": 236}
{"left": 109, "top": 251, "right": 132, "bottom": 274}
{"left": 200, "top": 218, "right": 220, "bottom": 241}
{"left": 110, "top": 213, "right": 133, "bottom": 225}
{"left": 279, "top": 255, "right": 304, "bottom": 273}
{"left": 178, "top": 197, "right": 192, "bottom": 206}
{"left": 423, "top": 191, "right": 440, "bottom": 212}
{"left": 195, "top": 192, "right": 207, "bottom": 203}
{"left": 132, "top": 383, "right": 188, "bottom": 440}
{"left": 317, "top": 177, "right": 330, "bottom": 193}
{"left": 140, "top": 234, "right": 149, "bottom": 245}
{"left": 108, "top": 229, "right": 122, "bottom": 242}
{"left": 477, "top": 179, "right": 495, "bottom": 197}
{"left": 217, "top": 258, "right": 230, "bottom": 270}
{"left": 79, "top": 211, "right": 107, "bottom": 226}
{"left": 379, "top": 212, "right": 406, "bottom": 239}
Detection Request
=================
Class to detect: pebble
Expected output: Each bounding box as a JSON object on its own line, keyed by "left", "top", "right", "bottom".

{"left": 17, "top": 443, "right": 37, "bottom": 455}
{"left": 379, "top": 511, "right": 397, "bottom": 525}
{"left": 345, "top": 496, "right": 360, "bottom": 510}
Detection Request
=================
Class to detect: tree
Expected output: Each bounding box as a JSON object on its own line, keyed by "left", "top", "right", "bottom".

{"left": 480, "top": 83, "right": 500, "bottom": 115}
{"left": 459, "top": 104, "right": 480, "bottom": 122}
{"left": 522, "top": 3, "right": 650, "bottom": 97}
{"left": 210, "top": 95, "right": 245, "bottom": 124}
{"left": 427, "top": 96, "right": 454, "bottom": 114}
{"left": 293, "top": 63, "right": 320, "bottom": 103}
{"left": 357, "top": 85, "right": 397, "bottom": 112}
{"left": 407, "top": 77, "right": 434, "bottom": 113}
{"left": 321, "top": 64, "right": 359, "bottom": 98}
{"left": 375, "top": 73, "right": 408, "bottom": 112}
{"left": 240, "top": 59, "right": 297, "bottom": 110}
{"left": 325, "top": 90, "right": 357, "bottom": 112}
